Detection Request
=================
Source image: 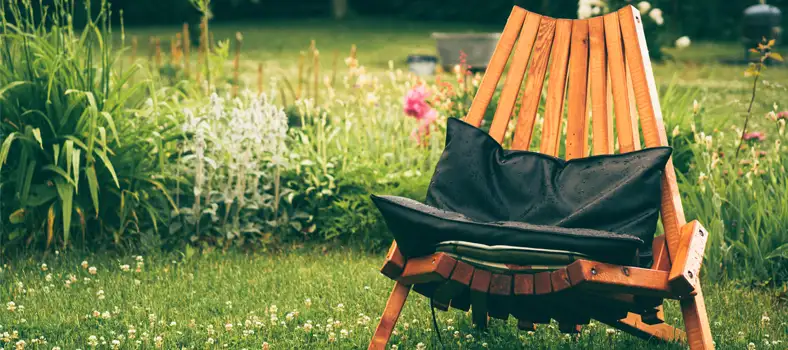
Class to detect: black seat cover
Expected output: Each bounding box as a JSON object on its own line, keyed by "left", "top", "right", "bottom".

{"left": 373, "top": 118, "right": 672, "bottom": 267}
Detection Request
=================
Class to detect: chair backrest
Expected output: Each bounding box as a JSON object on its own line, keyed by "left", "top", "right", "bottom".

{"left": 463, "top": 5, "right": 685, "bottom": 271}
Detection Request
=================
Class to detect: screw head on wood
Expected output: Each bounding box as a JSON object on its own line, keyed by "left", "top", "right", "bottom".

{"left": 590, "top": 268, "right": 598, "bottom": 275}
{"left": 687, "top": 270, "right": 694, "bottom": 279}
{"left": 699, "top": 229, "right": 705, "bottom": 237}
{"left": 622, "top": 267, "right": 630, "bottom": 276}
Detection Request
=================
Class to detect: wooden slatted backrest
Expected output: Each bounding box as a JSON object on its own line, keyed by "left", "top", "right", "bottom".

{"left": 463, "top": 6, "right": 685, "bottom": 271}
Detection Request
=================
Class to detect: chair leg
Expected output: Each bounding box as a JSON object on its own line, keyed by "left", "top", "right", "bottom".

{"left": 681, "top": 284, "right": 714, "bottom": 349}
{"left": 369, "top": 281, "right": 411, "bottom": 350}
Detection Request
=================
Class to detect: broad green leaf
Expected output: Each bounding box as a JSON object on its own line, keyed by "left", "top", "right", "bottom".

{"left": 54, "top": 178, "right": 74, "bottom": 247}
{"left": 86, "top": 165, "right": 100, "bottom": 215}
{"left": 42, "top": 165, "right": 78, "bottom": 187}
{"left": 0, "top": 133, "right": 18, "bottom": 171}
{"left": 94, "top": 150, "right": 119, "bottom": 188}
{"left": 32, "top": 128, "right": 43, "bottom": 149}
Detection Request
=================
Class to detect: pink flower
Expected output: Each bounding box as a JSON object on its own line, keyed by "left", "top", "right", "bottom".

{"left": 404, "top": 85, "right": 439, "bottom": 144}
{"left": 742, "top": 131, "right": 766, "bottom": 142}
{"left": 404, "top": 85, "right": 433, "bottom": 120}
{"left": 776, "top": 111, "right": 788, "bottom": 120}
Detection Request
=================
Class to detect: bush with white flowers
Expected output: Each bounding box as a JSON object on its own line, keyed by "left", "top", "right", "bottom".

{"left": 170, "top": 92, "right": 310, "bottom": 247}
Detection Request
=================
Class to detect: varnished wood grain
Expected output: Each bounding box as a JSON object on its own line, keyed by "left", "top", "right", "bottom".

{"left": 380, "top": 243, "right": 406, "bottom": 279}
{"left": 588, "top": 17, "right": 613, "bottom": 155}
{"left": 618, "top": 5, "right": 687, "bottom": 263}
{"left": 368, "top": 282, "right": 411, "bottom": 350}
{"left": 398, "top": 253, "right": 456, "bottom": 285}
{"left": 489, "top": 273, "right": 513, "bottom": 320}
{"left": 470, "top": 269, "right": 492, "bottom": 328}
{"left": 669, "top": 220, "right": 708, "bottom": 296}
{"left": 489, "top": 12, "right": 542, "bottom": 143}
{"left": 603, "top": 12, "right": 638, "bottom": 153}
{"left": 465, "top": 7, "right": 527, "bottom": 127}
{"left": 566, "top": 259, "right": 672, "bottom": 298}
{"left": 565, "top": 19, "right": 590, "bottom": 160}
{"left": 511, "top": 17, "right": 556, "bottom": 150}
{"left": 540, "top": 19, "right": 573, "bottom": 156}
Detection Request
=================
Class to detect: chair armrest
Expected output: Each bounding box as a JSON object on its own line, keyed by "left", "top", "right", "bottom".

{"left": 381, "top": 242, "right": 406, "bottom": 279}
{"left": 668, "top": 220, "right": 709, "bottom": 297}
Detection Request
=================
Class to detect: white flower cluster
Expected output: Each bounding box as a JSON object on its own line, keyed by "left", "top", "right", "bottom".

{"left": 181, "top": 92, "right": 290, "bottom": 214}
{"left": 577, "top": 0, "right": 605, "bottom": 19}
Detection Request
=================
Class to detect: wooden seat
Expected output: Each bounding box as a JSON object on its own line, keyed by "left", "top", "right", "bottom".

{"left": 369, "top": 6, "right": 713, "bottom": 350}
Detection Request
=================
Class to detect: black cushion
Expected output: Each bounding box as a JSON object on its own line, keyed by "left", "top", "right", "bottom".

{"left": 373, "top": 118, "right": 672, "bottom": 266}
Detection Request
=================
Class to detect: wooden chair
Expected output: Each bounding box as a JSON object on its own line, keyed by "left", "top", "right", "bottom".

{"left": 369, "top": 5, "right": 714, "bottom": 350}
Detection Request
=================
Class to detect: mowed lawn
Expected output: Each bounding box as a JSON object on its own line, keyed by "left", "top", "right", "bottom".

{"left": 1, "top": 18, "right": 782, "bottom": 349}
{"left": 0, "top": 251, "right": 785, "bottom": 349}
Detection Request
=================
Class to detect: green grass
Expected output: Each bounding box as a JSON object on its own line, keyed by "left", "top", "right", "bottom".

{"left": 125, "top": 19, "right": 788, "bottom": 131}
{"left": 0, "top": 251, "right": 785, "bottom": 349}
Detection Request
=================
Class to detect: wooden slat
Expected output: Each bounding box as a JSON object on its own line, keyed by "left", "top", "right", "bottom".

{"left": 618, "top": 6, "right": 687, "bottom": 263}
{"left": 432, "top": 260, "right": 474, "bottom": 309}
{"left": 565, "top": 19, "right": 590, "bottom": 160}
{"left": 680, "top": 285, "right": 714, "bottom": 349}
{"left": 488, "top": 273, "right": 513, "bottom": 320}
{"left": 398, "top": 253, "right": 456, "bottom": 285}
{"left": 550, "top": 268, "right": 573, "bottom": 292}
{"left": 470, "top": 269, "right": 492, "bottom": 328}
{"left": 380, "top": 243, "right": 406, "bottom": 279}
{"left": 624, "top": 59, "right": 643, "bottom": 148}
{"left": 511, "top": 17, "right": 556, "bottom": 150}
{"left": 488, "top": 12, "right": 542, "bottom": 143}
{"left": 566, "top": 260, "right": 672, "bottom": 298}
{"left": 539, "top": 19, "right": 573, "bottom": 156}
{"left": 669, "top": 220, "right": 708, "bottom": 297}
{"left": 603, "top": 12, "right": 638, "bottom": 153}
{"left": 369, "top": 282, "right": 411, "bottom": 350}
{"left": 589, "top": 16, "right": 613, "bottom": 155}
{"left": 534, "top": 271, "right": 553, "bottom": 295}
{"left": 513, "top": 274, "right": 535, "bottom": 296}
{"left": 605, "top": 312, "right": 686, "bottom": 342}
{"left": 464, "top": 7, "right": 528, "bottom": 127}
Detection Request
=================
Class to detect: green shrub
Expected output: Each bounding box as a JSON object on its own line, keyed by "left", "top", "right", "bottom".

{"left": 0, "top": 0, "right": 177, "bottom": 252}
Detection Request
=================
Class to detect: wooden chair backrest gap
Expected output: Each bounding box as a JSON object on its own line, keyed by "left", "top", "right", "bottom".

{"left": 463, "top": 5, "right": 685, "bottom": 272}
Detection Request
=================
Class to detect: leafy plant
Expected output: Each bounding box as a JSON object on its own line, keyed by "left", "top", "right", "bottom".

{"left": 0, "top": 0, "right": 177, "bottom": 252}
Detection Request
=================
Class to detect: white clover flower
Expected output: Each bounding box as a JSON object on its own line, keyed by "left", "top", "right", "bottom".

{"left": 416, "top": 342, "right": 426, "bottom": 350}
{"left": 96, "top": 290, "right": 105, "bottom": 300}
{"left": 340, "top": 329, "right": 349, "bottom": 338}
{"left": 637, "top": 1, "right": 651, "bottom": 14}
{"left": 7, "top": 301, "right": 16, "bottom": 312}
{"left": 45, "top": 274, "right": 52, "bottom": 282}
{"left": 81, "top": 261, "right": 89, "bottom": 269}
{"left": 304, "top": 298, "right": 312, "bottom": 308}
{"left": 120, "top": 264, "right": 130, "bottom": 272}
{"left": 87, "top": 335, "right": 98, "bottom": 347}
{"left": 40, "top": 263, "right": 48, "bottom": 271}
{"left": 649, "top": 8, "right": 664, "bottom": 25}
{"left": 328, "top": 332, "right": 337, "bottom": 342}
{"left": 225, "top": 323, "right": 233, "bottom": 332}
{"left": 675, "top": 36, "right": 691, "bottom": 49}
{"left": 577, "top": 4, "right": 593, "bottom": 19}
{"left": 88, "top": 267, "right": 97, "bottom": 275}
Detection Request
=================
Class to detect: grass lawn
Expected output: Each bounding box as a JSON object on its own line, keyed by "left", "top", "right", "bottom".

{"left": 0, "top": 251, "right": 785, "bottom": 349}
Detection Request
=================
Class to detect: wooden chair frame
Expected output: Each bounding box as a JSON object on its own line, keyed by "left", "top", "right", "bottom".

{"left": 369, "top": 6, "right": 713, "bottom": 350}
